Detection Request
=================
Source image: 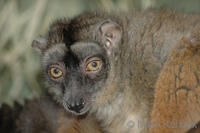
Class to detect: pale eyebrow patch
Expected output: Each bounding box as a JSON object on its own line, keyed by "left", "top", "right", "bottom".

{"left": 42, "top": 43, "right": 68, "bottom": 67}
{"left": 70, "top": 42, "right": 103, "bottom": 60}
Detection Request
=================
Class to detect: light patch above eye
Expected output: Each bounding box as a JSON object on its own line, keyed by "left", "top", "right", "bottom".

{"left": 49, "top": 67, "right": 63, "bottom": 78}
{"left": 86, "top": 59, "right": 102, "bottom": 72}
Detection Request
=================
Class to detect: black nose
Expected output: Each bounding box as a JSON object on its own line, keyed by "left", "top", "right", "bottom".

{"left": 67, "top": 98, "right": 85, "bottom": 113}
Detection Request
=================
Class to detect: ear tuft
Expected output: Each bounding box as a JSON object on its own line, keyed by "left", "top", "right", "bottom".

{"left": 31, "top": 36, "right": 48, "bottom": 54}
{"left": 95, "top": 20, "right": 122, "bottom": 55}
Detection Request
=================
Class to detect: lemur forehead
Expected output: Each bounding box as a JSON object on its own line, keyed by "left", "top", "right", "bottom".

{"left": 70, "top": 42, "right": 103, "bottom": 60}
{"left": 42, "top": 43, "right": 68, "bottom": 64}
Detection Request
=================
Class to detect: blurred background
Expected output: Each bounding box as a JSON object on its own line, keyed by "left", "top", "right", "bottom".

{"left": 1, "top": 0, "right": 200, "bottom": 106}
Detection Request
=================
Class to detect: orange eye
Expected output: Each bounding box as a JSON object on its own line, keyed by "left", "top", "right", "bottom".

{"left": 86, "top": 60, "right": 102, "bottom": 71}
{"left": 49, "top": 67, "right": 63, "bottom": 78}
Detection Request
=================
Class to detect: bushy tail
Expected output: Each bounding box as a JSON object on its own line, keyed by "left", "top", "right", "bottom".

{"left": 0, "top": 102, "right": 23, "bottom": 133}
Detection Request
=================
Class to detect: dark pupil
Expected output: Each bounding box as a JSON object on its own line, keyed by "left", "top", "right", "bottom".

{"left": 92, "top": 62, "right": 97, "bottom": 67}
{"left": 54, "top": 69, "right": 59, "bottom": 74}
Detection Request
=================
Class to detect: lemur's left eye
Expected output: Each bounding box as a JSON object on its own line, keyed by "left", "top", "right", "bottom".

{"left": 49, "top": 67, "right": 63, "bottom": 78}
{"left": 86, "top": 60, "right": 102, "bottom": 71}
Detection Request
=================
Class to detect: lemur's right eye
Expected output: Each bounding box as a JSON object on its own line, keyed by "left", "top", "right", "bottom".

{"left": 49, "top": 67, "right": 63, "bottom": 78}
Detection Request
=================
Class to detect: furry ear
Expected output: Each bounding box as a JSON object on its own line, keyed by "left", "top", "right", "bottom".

{"left": 31, "top": 36, "right": 48, "bottom": 54}
{"left": 95, "top": 20, "right": 122, "bottom": 55}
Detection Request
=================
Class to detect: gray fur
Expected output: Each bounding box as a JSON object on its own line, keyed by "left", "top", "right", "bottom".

{"left": 32, "top": 9, "right": 200, "bottom": 132}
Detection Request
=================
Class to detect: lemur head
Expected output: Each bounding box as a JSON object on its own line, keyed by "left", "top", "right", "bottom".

{"left": 32, "top": 13, "right": 122, "bottom": 115}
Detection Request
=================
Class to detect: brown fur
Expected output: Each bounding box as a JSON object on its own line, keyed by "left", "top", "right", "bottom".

{"left": 0, "top": 102, "right": 23, "bottom": 133}
{"left": 88, "top": 10, "right": 200, "bottom": 133}
{"left": 30, "top": 9, "right": 200, "bottom": 133}
{"left": 187, "top": 121, "right": 200, "bottom": 133}
{"left": 16, "top": 96, "right": 101, "bottom": 133}
{"left": 149, "top": 31, "right": 200, "bottom": 133}
{"left": 57, "top": 112, "right": 101, "bottom": 133}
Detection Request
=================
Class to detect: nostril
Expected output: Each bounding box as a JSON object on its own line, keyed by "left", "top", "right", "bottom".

{"left": 67, "top": 101, "right": 75, "bottom": 110}
{"left": 70, "top": 102, "right": 75, "bottom": 107}
{"left": 79, "top": 99, "right": 85, "bottom": 106}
